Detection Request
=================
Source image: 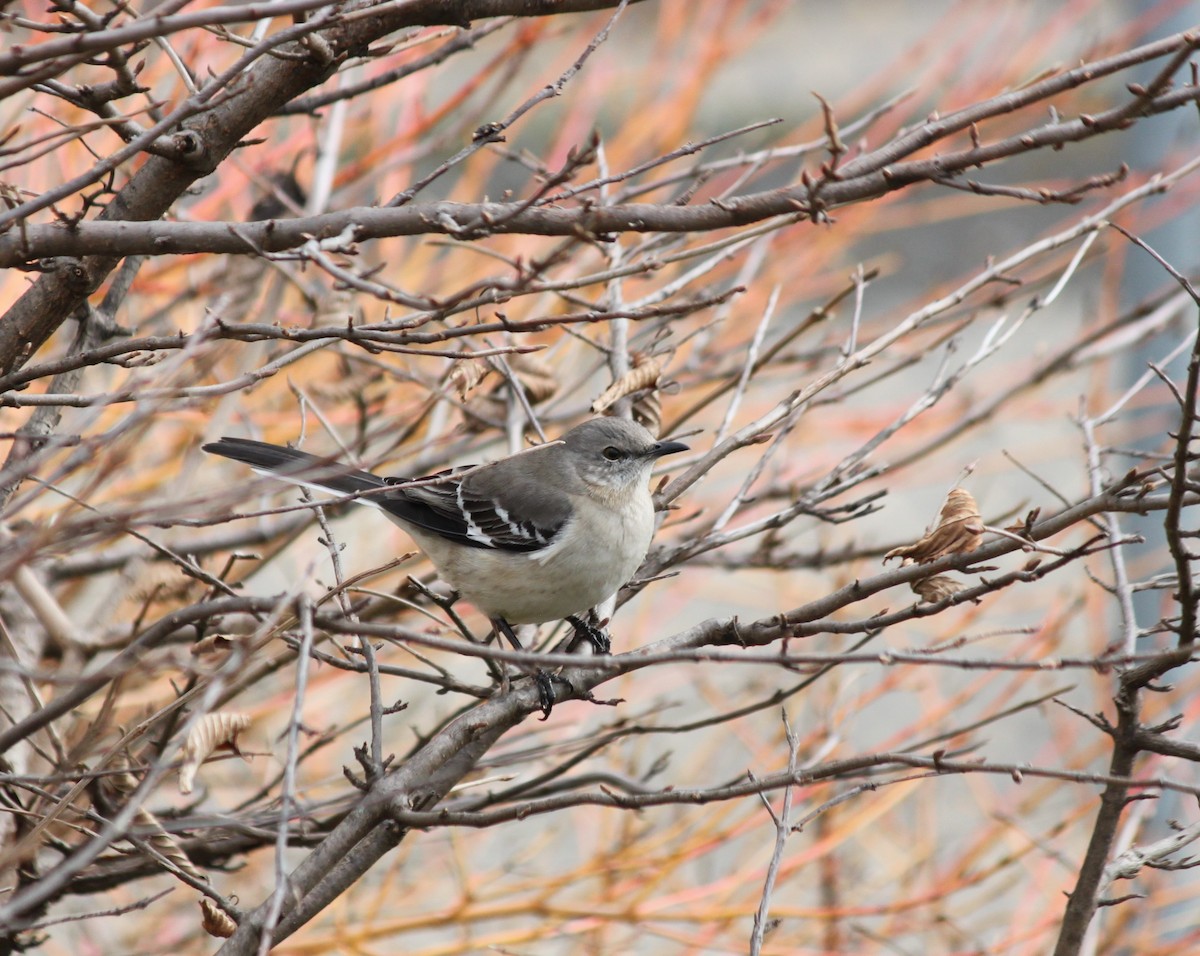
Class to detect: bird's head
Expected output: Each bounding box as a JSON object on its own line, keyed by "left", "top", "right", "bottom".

{"left": 561, "top": 417, "right": 688, "bottom": 495}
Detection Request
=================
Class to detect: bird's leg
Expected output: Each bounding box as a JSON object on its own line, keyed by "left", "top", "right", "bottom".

{"left": 565, "top": 610, "right": 611, "bottom": 655}
{"left": 493, "top": 618, "right": 565, "bottom": 720}
{"left": 412, "top": 580, "right": 506, "bottom": 683}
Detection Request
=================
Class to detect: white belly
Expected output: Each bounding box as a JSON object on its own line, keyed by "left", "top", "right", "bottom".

{"left": 405, "top": 493, "right": 654, "bottom": 624}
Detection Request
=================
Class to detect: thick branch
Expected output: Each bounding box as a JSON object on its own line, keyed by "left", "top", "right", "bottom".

{"left": 4, "top": 74, "right": 1200, "bottom": 268}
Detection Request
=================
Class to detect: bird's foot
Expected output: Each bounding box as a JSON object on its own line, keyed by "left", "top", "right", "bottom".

{"left": 533, "top": 669, "right": 574, "bottom": 720}
{"left": 566, "top": 614, "right": 611, "bottom": 655}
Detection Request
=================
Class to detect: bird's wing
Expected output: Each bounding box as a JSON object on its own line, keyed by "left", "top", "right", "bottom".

{"left": 391, "top": 459, "right": 570, "bottom": 553}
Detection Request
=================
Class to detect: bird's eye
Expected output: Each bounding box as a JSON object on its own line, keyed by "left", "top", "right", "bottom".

{"left": 602, "top": 446, "right": 622, "bottom": 461}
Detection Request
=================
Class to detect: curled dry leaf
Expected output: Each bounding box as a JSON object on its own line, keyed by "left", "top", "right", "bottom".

{"left": 591, "top": 352, "right": 668, "bottom": 416}
{"left": 190, "top": 633, "right": 236, "bottom": 657}
{"left": 448, "top": 357, "right": 491, "bottom": 401}
{"left": 179, "top": 712, "right": 251, "bottom": 795}
{"left": 106, "top": 753, "right": 141, "bottom": 794}
{"left": 134, "top": 805, "right": 207, "bottom": 882}
{"left": 912, "top": 574, "right": 967, "bottom": 604}
{"left": 632, "top": 388, "right": 662, "bottom": 438}
{"left": 200, "top": 897, "right": 237, "bottom": 938}
{"left": 884, "top": 488, "right": 983, "bottom": 564}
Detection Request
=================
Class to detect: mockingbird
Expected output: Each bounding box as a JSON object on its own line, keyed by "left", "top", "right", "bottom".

{"left": 203, "top": 417, "right": 688, "bottom": 716}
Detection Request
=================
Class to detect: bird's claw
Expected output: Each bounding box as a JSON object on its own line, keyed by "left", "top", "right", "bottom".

{"left": 567, "top": 614, "right": 611, "bottom": 655}
{"left": 534, "top": 670, "right": 575, "bottom": 720}
{"left": 534, "top": 670, "right": 555, "bottom": 719}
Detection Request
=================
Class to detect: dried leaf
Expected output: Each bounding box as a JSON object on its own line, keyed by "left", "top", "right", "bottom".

{"left": 912, "top": 574, "right": 966, "bottom": 603}
{"left": 448, "top": 358, "right": 491, "bottom": 401}
{"left": 591, "top": 353, "right": 667, "bottom": 415}
{"left": 632, "top": 389, "right": 662, "bottom": 438}
{"left": 190, "top": 633, "right": 236, "bottom": 657}
{"left": 179, "top": 712, "right": 251, "bottom": 795}
{"left": 884, "top": 488, "right": 983, "bottom": 564}
{"left": 106, "top": 752, "right": 141, "bottom": 794}
{"left": 200, "top": 898, "right": 237, "bottom": 938}
{"left": 134, "top": 805, "right": 207, "bottom": 881}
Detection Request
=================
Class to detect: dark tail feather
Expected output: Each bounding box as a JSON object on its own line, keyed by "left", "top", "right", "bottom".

{"left": 202, "top": 437, "right": 385, "bottom": 498}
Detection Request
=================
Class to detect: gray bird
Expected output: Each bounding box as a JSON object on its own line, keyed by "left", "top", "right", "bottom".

{"left": 203, "top": 418, "right": 688, "bottom": 716}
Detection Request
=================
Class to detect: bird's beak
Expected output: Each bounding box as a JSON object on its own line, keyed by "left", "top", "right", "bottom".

{"left": 649, "top": 439, "right": 689, "bottom": 459}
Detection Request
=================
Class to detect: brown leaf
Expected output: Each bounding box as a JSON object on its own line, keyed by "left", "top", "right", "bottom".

{"left": 134, "top": 804, "right": 207, "bottom": 882}
{"left": 884, "top": 488, "right": 983, "bottom": 564}
{"left": 200, "top": 898, "right": 236, "bottom": 938}
{"left": 591, "top": 352, "right": 668, "bottom": 416}
{"left": 448, "top": 357, "right": 491, "bottom": 401}
{"left": 912, "top": 574, "right": 966, "bottom": 603}
{"left": 632, "top": 389, "right": 662, "bottom": 438}
{"left": 190, "top": 633, "right": 236, "bottom": 657}
{"left": 179, "top": 712, "right": 251, "bottom": 795}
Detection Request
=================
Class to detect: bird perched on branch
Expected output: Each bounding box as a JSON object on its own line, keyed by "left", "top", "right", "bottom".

{"left": 203, "top": 417, "right": 688, "bottom": 717}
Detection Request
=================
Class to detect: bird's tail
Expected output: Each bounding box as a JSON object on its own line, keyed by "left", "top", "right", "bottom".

{"left": 202, "top": 438, "right": 386, "bottom": 503}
